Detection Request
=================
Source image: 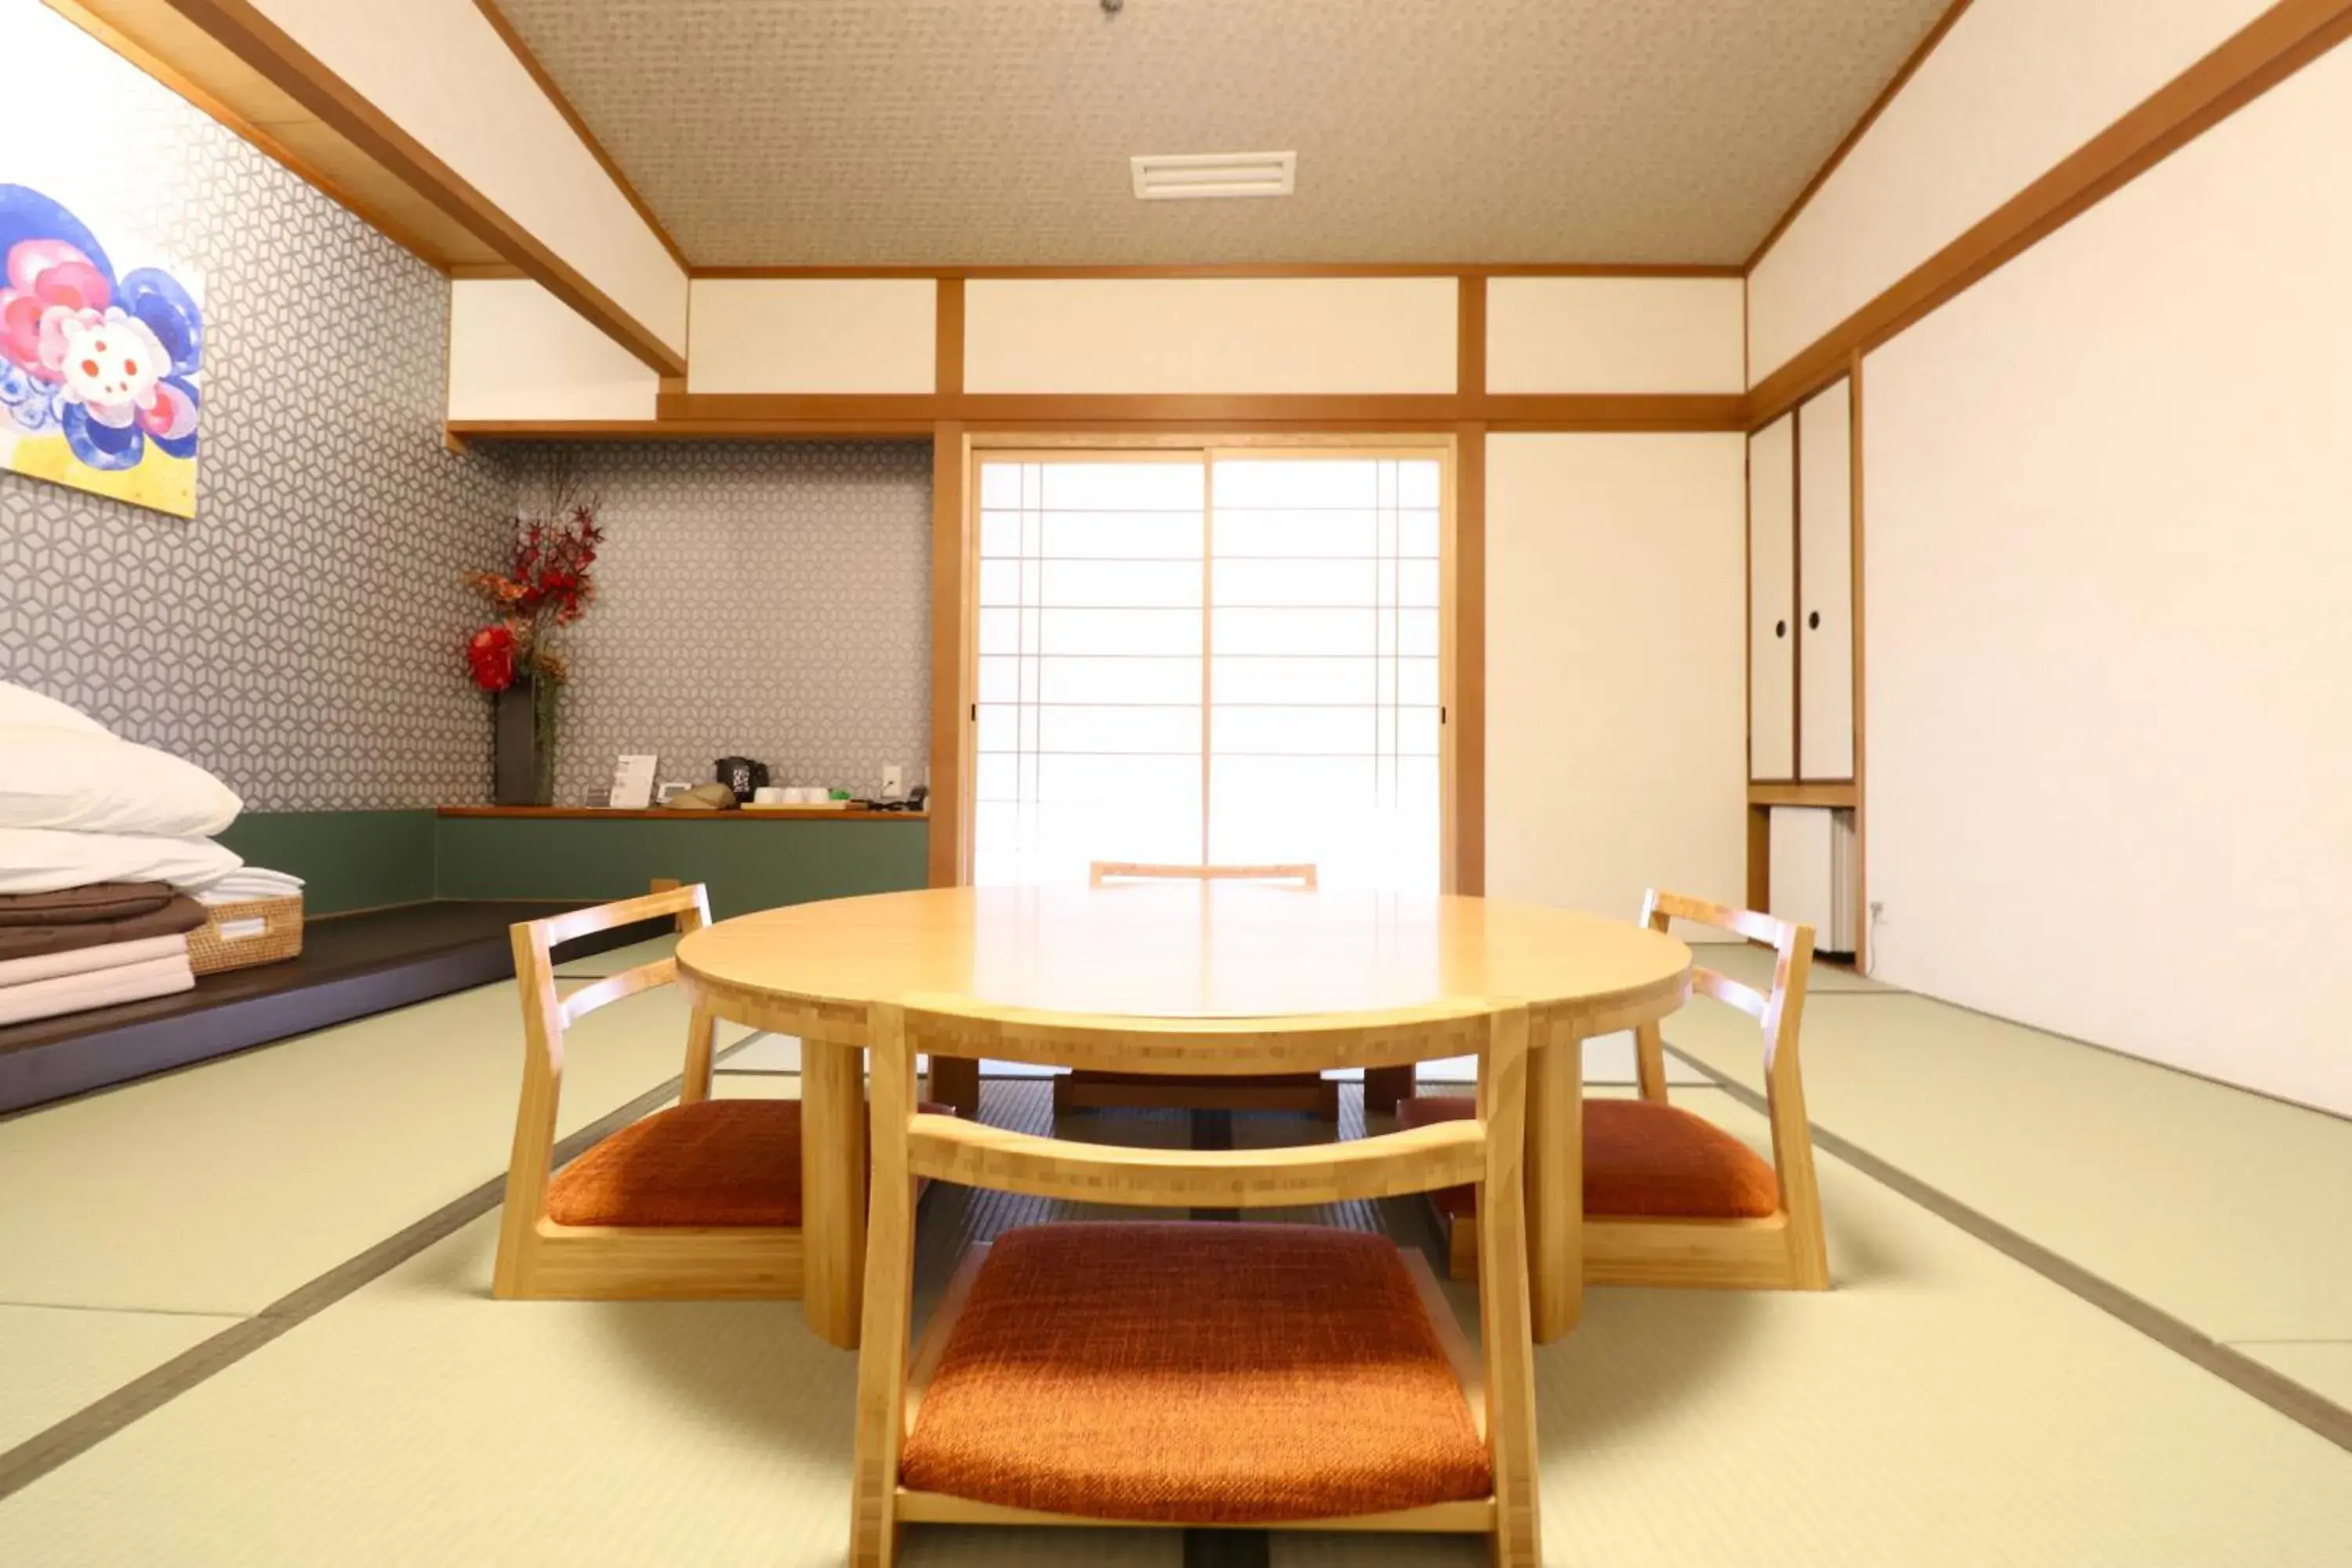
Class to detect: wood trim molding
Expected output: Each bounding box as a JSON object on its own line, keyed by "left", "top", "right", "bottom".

{"left": 149, "top": 0, "right": 686, "bottom": 376}
{"left": 1456, "top": 277, "right": 1487, "bottom": 397}
{"left": 470, "top": 0, "right": 693, "bottom": 273}
{"left": 927, "top": 423, "right": 971, "bottom": 889}
{"left": 1743, "top": 0, "right": 1979, "bottom": 270}
{"left": 1484, "top": 394, "right": 1745, "bottom": 431}
{"left": 651, "top": 390, "right": 1748, "bottom": 433}
{"left": 446, "top": 419, "right": 937, "bottom": 442}
{"left": 1747, "top": 781, "right": 1857, "bottom": 809}
{"left": 935, "top": 278, "right": 965, "bottom": 397}
{"left": 1847, "top": 347, "right": 1870, "bottom": 970}
{"left": 46, "top": 0, "right": 477, "bottom": 270}
{"left": 689, "top": 263, "right": 1747, "bottom": 281}
{"left": 1451, "top": 426, "right": 1487, "bottom": 896}
{"left": 437, "top": 805, "right": 924, "bottom": 822}
{"left": 1748, "top": 0, "right": 2352, "bottom": 426}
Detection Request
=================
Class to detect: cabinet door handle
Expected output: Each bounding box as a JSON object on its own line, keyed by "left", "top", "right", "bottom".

{"left": 1774, "top": 619, "right": 1788, "bottom": 638}
{"left": 1808, "top": 611, "right": 1821, "bottom": 630}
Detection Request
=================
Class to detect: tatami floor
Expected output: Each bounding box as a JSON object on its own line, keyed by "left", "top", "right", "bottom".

{"left": 2, "top": 941, "right": 2349, "bottom": 1564}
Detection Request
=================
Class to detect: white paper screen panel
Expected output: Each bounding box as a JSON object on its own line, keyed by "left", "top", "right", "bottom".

{"left": 447, "top": 279, "right": 659, "bottom": 422}
{"left": 1486, "top": 277, "right": 1745, "bottom": 394}
{"left": 971, "top": 452, "right": 1443, "bottom": 892}
{"left": 687, "top": 280, "right": 938, "bottom": 394}
{"left": 964, "top": 278, "right": 1457, "bottom": 394}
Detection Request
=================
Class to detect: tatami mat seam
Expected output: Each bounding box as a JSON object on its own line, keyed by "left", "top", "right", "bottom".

{"left": 1661, "top": 1041, "right": 2352, "bottom": 1454}
{"left": 0, "top": 1301, "right": 255, "bottom": 1320}
{"left": 0, "top": 1033, "right": 764, "bottom": 1501}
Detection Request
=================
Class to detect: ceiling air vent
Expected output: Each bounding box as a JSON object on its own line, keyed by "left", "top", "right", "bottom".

{"left": 1130, "top": 151, "right": 1297, "bottom": 201}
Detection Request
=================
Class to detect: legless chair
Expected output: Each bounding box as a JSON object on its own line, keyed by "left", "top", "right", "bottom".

{"left": 853, "top": 999, "right": 1539, "bottom": 1567}
{"left": 493, "top": 884, "right": 804, "bottom": 1301}
{"left": 1045, "top": 860, "right": 1336, "bottom": 1120}
{"left": 1399, "top": 890, "right": 1829, "bottom": 1291}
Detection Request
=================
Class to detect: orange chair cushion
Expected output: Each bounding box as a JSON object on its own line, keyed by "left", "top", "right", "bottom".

{"left": 898, "top": 1222, "right": 1490, "bottom": 1523}
{"left": 1397, "top": 1094, "right": 1781, "bottom": 1220}
{"left": 546, "top": 1098, "right": 804, "bottom": 1228}
{"left": 545, "top": 1098, "right": 957, "bottom": 1229}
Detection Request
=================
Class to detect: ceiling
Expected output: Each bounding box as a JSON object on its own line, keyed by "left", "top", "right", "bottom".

{"left": 492, "top": 0, "right": 1953, "bottom": 269}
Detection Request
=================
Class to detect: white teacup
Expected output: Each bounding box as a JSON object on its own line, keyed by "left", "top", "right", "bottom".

{"left": 752, "top": 786, "right": 787, "bottom": 805}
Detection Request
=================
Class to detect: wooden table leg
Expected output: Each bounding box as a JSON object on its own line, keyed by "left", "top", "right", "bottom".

{"left": 1525, "top": 1031, "right": 1583, "bottom": 1341}
{"left": 1363, "top": 1062, "right": 1417, "bottom": 1115}
{"left": 928, "top": 1054, "right": 982, "bottom": 1120}
{"left": 801, "top": 1036, "right": 866, "bottom": 1349}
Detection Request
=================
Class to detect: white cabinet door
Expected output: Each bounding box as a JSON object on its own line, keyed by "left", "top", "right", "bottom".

{"left": 1748, "top": 413, "right": 1797, "bottom": 779}
{"left": 1798, "top": 379, "right": 1856, "bottom": 779}
{"left": 1768, "top": 806, "right": 1837, "bottom": 935}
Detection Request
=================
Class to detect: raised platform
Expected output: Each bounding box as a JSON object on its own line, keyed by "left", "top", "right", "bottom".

{"left": 0, "top": 901, "right": 664, "bottom": 1116}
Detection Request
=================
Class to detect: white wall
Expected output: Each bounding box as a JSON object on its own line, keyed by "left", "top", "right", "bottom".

{"left": 1486, "top": 434, "right": 1748, "bottom": 930}
{"left": 1862, "top": 39, "right": 2352, "bottom": 1116}
{"left": 446, "top": 280, "right": 659, "bottom": 422}
{"left": 687, "top": 280, "right": 937, "bottom": 394}
{"left": 1749, "top": 0, "right": 2270, "bottom": 382}
{"left": 965, "top": 278, "right": 1457, "bottom": 394}
{"left": 1486, "top": 278, "right": 1744, "bottom": 394}
{"left": 253, "top": 0, "right": 689, "bottom": 358}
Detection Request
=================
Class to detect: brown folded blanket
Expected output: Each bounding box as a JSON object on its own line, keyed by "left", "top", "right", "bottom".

{"left": 0, "top": 895, "right": 209, "bottom": 961}
{"left": 0, "top": 882, "right": 179, "bottom": 927}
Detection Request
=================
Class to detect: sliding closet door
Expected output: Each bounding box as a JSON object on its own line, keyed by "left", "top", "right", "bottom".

{"left": 1798, "top": 379, "right": 1855, "bottom": 779}
{"left": 1748, "top": 413, "right": 1797, "bottom": 780}
{"left": 971, "top": 456, "right": 1206, "bottom": 885}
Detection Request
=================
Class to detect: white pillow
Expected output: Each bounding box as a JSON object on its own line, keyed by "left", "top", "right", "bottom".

{"left": 0, "top": 682, "right": 111, "bottom": 737}
{"left": 0, "top": 727, "right": 241, "bottom": 837}
{"left": 0, "top": 827, "right": 241, "bottom": 895}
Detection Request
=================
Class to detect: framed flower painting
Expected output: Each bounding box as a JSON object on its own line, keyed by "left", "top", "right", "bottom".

{"left": 1, "top": 183, "right": 203, "bottom": 519}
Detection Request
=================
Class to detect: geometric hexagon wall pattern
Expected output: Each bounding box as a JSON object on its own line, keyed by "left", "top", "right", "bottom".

{"left": 500, "top": 441, "right": 932, "bottom": 805}
{"left": 0, "top": 9, "right": 512, "bottom": 810}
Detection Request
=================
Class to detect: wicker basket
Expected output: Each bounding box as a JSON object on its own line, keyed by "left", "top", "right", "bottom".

{"left": 187, "top": 894, "right": 304, "bottom": 976}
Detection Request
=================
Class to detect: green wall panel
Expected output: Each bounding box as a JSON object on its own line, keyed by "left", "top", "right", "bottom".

{"left": 432, "top": 817, "right": 929, "bottom": 919}
{"left": 214, "top": 811, "right": 437, "bottom": 916}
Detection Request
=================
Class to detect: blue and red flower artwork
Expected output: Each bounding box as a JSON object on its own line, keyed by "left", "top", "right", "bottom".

{"left": 1, "top": 183, "right": 203, "bottom": 518}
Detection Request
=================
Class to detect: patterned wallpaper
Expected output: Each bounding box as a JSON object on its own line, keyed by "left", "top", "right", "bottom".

{"left": 500, "top": 442, "right": 932, "bottom": 804}
{"left": 0, "top": 3, "right": 512, "bottom": 811}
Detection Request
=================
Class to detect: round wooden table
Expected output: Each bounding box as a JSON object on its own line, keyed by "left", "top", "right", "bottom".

{"left": 676, "top": 883, "right": 1692, "bottom": 1348}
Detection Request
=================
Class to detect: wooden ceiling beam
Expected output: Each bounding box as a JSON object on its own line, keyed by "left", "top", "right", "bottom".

{"left": 53, "top": 0, "right": 686, "bottom": 376}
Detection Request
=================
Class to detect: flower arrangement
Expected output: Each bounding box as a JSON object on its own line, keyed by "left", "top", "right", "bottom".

{"left": 463, "top": 467, "right": 604, "bottom": 803}
{"left": 463, "top": 482, "right": 604, "bottom": 695}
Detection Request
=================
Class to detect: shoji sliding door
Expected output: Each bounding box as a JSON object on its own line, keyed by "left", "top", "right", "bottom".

{"left": 1206, "top": 455, "right": 1443, "bottom": 889}
{"left": 971, "top": 455, "right": 1207, "bottom": 887}
{"left": 971, "top": 448, "right": 1446, "bottom": 891}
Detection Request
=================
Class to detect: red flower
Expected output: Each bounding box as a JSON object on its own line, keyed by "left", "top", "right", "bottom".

{"left": 460, "top": 486, "right": 602, "bottom": 688}
{"left": 466, "top": 624, "right": 517, "bottom": 691}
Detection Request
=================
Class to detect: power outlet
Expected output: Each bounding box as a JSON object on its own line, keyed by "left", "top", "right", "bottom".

{"left": 881, "top": 764, "right": 905, "bottom": 798}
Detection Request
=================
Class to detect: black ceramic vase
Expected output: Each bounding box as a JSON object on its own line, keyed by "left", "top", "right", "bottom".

{"left": 494, "top": 674, "right": 554, "bottom": 805}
